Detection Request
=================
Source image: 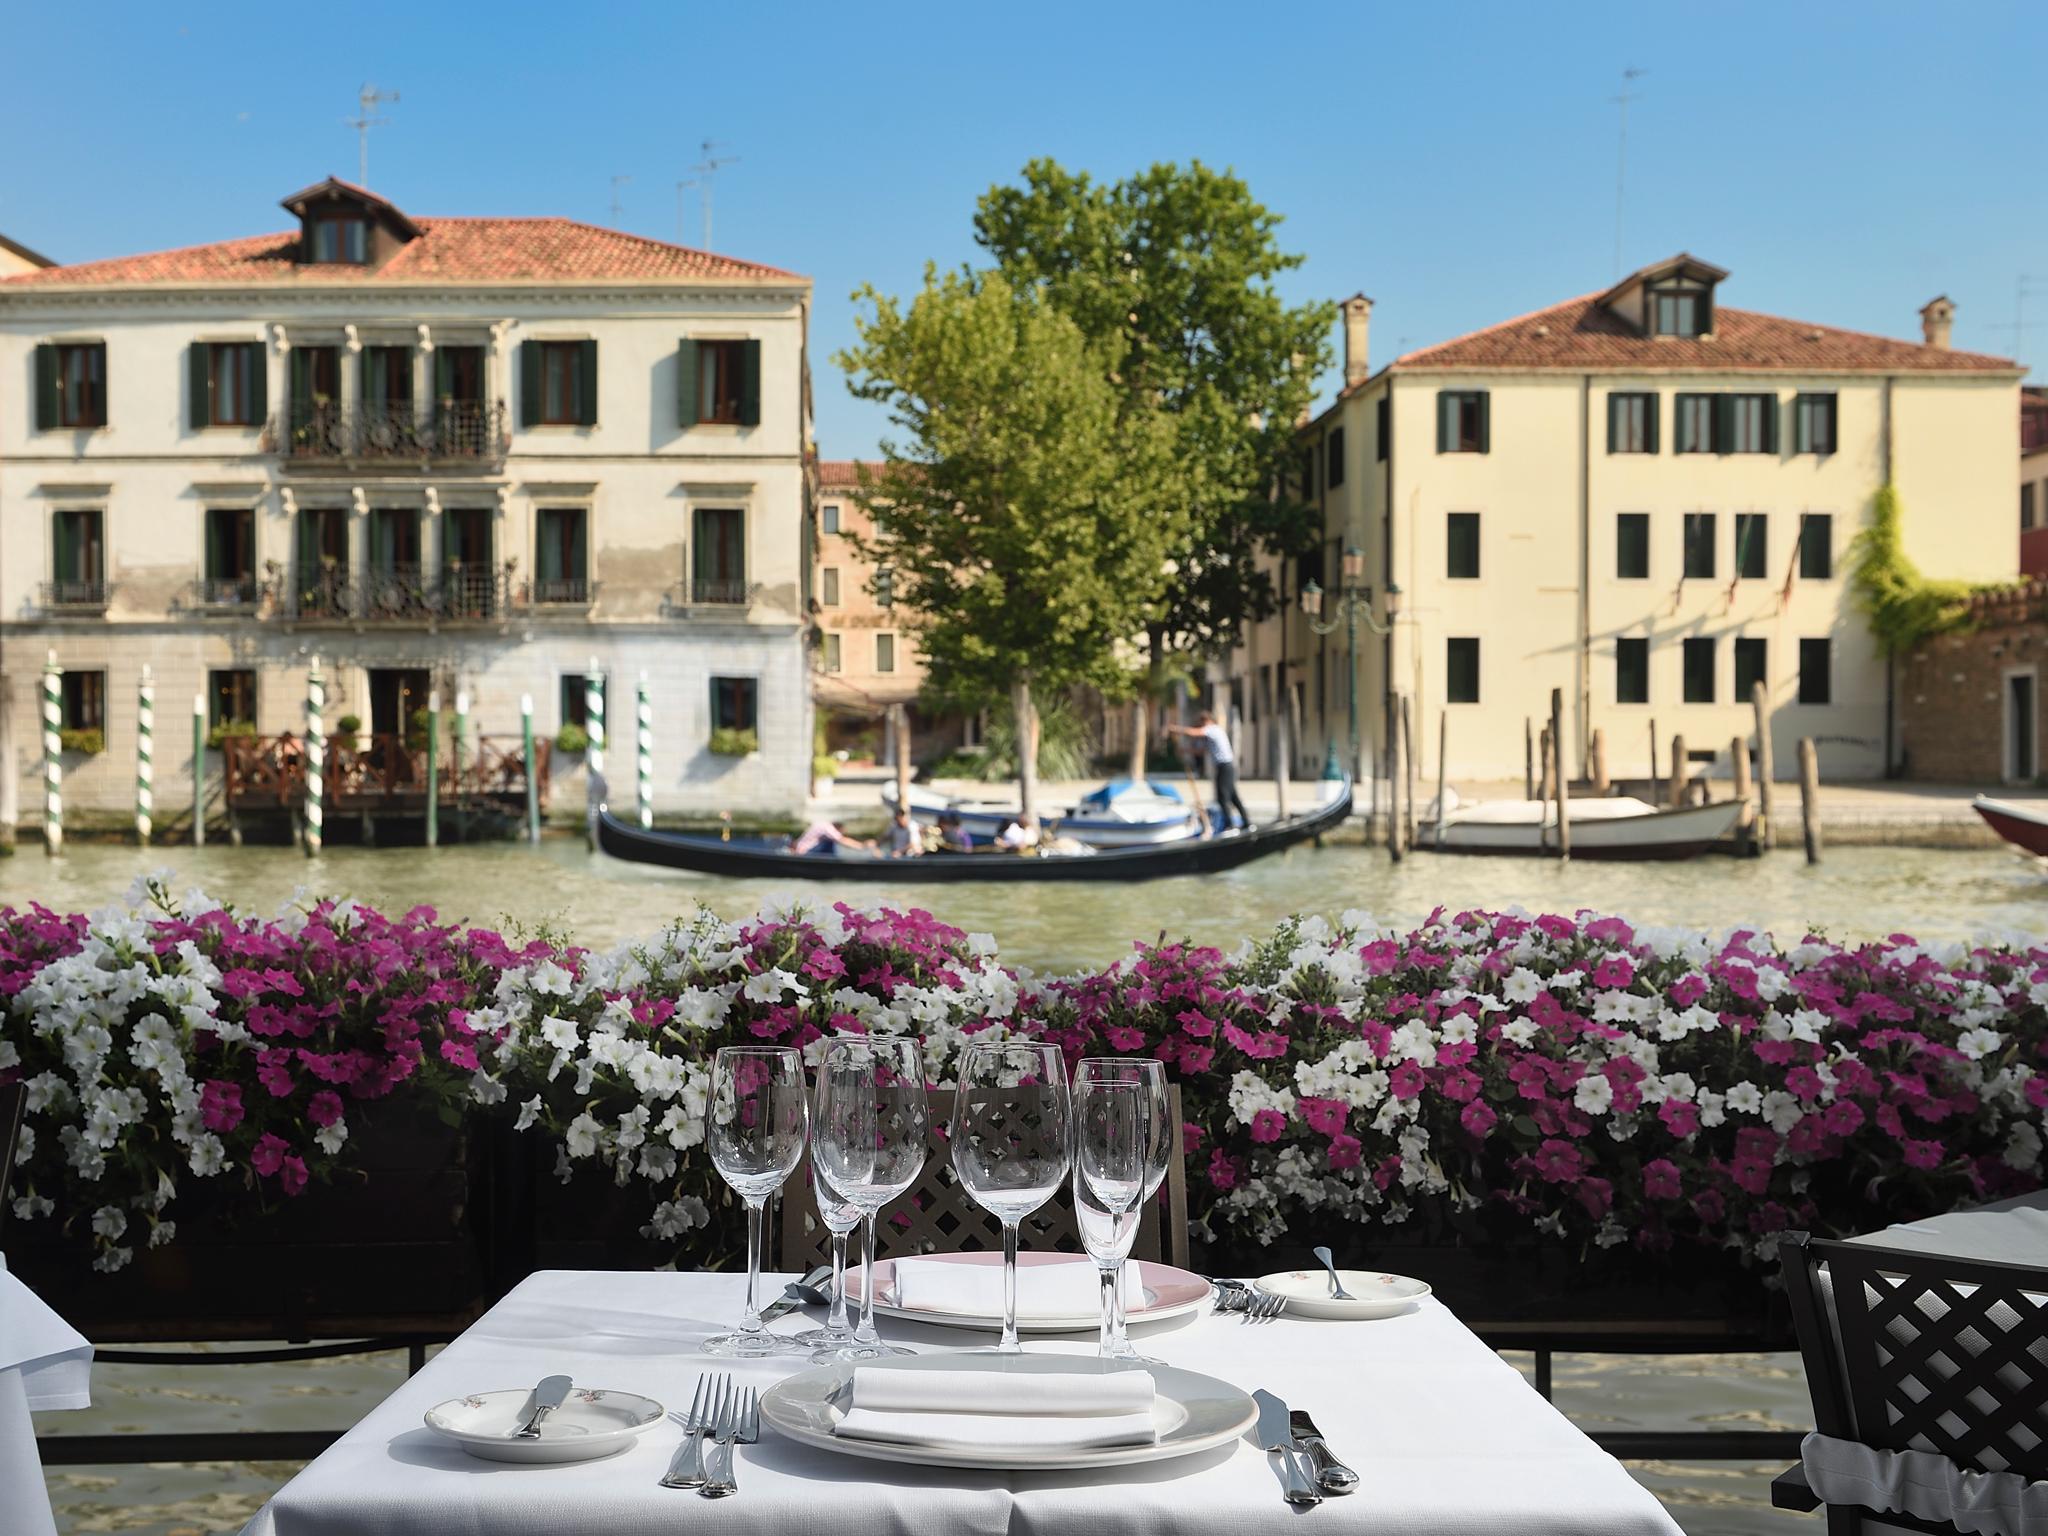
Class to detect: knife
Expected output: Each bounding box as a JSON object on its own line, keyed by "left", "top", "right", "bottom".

{"left": 512, "top": 1374, "right": 573, "bottom": 1438}
{"left": 1290, "top": 1408, "right": 1360, "bottom": 1494}
{"left": 1252, "top": 1389, "right": 1322, "bottom": 1505}
{"left": 760, "top": 1265, "right": 833, "bottom": 1323}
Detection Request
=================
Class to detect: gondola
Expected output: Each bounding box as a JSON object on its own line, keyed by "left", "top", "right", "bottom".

{"left": 596, "top": 779, "right": 1352, "bottom": 883}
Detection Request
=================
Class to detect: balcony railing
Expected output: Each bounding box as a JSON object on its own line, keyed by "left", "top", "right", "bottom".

{"left": 528, "top": 576, "right": 595, "bottom": 606}
{"left": 268, "top": 561, "right": 519, "bottom": 623}
{"left": 188, "top": 575, "right": 260, "bottom": 611}
{"left": 690, "top": 578, "right": 752, "bottom": 606}
{"left": 270, "top": 400, "right": 509, "bottom": 466}
{"left": 38, "top": 579, "right": 109, "bottom": 612}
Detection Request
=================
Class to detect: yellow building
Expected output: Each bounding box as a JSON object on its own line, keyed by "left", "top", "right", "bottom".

{"left": 1227, "top": 256, "right": 2022, "bottom": 790}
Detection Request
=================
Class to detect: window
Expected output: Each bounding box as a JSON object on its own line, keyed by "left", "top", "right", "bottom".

{"left": 1607, "top": 392, "right": 1658, "bottom": 453}
{"left": 875, "top": 567, "right": 895, "bottom": 608}
{"left": 1616, "top": 513, "right": 1650, "bottom": 579}
{"left": 2025, "top": 484, "right": 2039, "bottom": 532}
{"left": 60, "top": 670, "right": 105, "bottom": 732}
{"left": 1375, "top": 396, "right": 1389, "bottom": 461}
{"left": 1683, "top": 513, "right": 1717, "bottom": 580}
{"left": 1734, "top": 513, "right": 1768, "bottom": 579}
{"left": 522, "top": 339, "right": 597, "bottom": 427}
{"left": 699, "top": 340, "right": 746, "bottom": 424}
{"left": 209, "top": 668, "right": 257, "bottom": 731}
{"left": 1734, "top": 637, "right": 1768, "bottom": 702}
{"left": 309, "top": 217, "right": 368, "bottom": 264}
{"left": 1649, "top": 283, "right": 1711, "bottom": 337}
{"left": 692, "top": 507, "right": 746, "bottom": 603}
{"left": 369, "top": 506, "right": 420, "bottom": 573}
{"left": 203, "top": 507, "right": 256, "bottom": 603}
{"left": 876, "top": 633, "right": 896, "bottom": 673}
{"left": 1616, "top": 637, "right": 1649, "bottom": 705}
{"left": 534, "top": 508, "right": 588, "bottom": 603}
{"left": 1799, "top": 638, "right": 1832, "bottom": 704}
{"left": 1794, "top": 393, "right": 1838, "bottom": 455}
{"left": 1437, "top": 391, "right": 1489, "bottom": 453}
{"left": 1298, "top": 445, "right": 1315, "bottom": 498}
{"left": 1446, "top": 638, "right": 1480, "bottom": 704}
{"left": 1682, "top": 637, "right": 1716, "bottom": 703}
{"left": 1446, "top": 512, "right": 1480, "bottom": 579}
{"left": 1675, "top": 394, "right": 1714, "bottom": 453}
{"left": 1724, "top": 394, "right": 1778, "bottom": 454}
{"left": 822, "top": 633, "right": 842, "bottom": 673}
{"left": 1799, "top": 514, "right": 1833, "bottom": 579}
{"left": 196, "top": 342, "right": 261, "bottom": 427}
{"left": 364, "top": 345, "right": 412, "bottom": 410}
{"left": 680, "top": 338, "right": 760, "bottom": 427}
{"left": 821, "top": 568, "right": 840, "bottom": 606}
{"left": 50, "top": 509, "right": 104, "bottom": 604}
{"left": 711, "top": 676, "right": 758, "bottom": 732}
{"left": 560, "top": 673, "right": 598, "bottom": 732}
{"left": 35, "top": 342, "right": 107, "bottom": 429}
{"left": 821, "top": 503, "right": 841, "bottom": 535}
{"left": 1326, "top": 427, "right": 1346, "bottom": 488}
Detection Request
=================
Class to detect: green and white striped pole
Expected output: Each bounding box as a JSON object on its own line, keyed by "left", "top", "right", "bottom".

{"left": 521, "top": 693, "right": 540, "bottom": 844}
{"left": 192, "top": 692, "right": 206, "bottom": 846}
{"left": 135, "top": 665, "right": 154, "bottom": 845}
{"left": 453, "top": 689, "right": 470, "bottom": 840}
{"left": 303, "top": 655, "right": 324, "bottom": 857}
{"left": 424, "top": 689, "right": 440, "bottom": 847}
{"left": 636, "top": 671, "right": 653, "bottom": 829}
{"left": 585, "top": 661, "right": 606, "bottom": 850}
{"left": 40, "top": 650, "right": 61, "bottom": 857}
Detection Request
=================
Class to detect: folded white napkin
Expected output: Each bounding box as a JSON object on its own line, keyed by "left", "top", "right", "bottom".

{"left": 835, "top": 1366, "right": 1159, "bottom": 1450}
{"left": 0, "top": 1255, "right": 92, "bottom": 1412}
{"left": 889, "top": 1256, "right": 1143, "bottom": 1319}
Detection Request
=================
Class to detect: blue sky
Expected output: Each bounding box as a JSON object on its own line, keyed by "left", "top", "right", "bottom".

{"left": 4, "top": 1, "right": 2041, "bottom": 454}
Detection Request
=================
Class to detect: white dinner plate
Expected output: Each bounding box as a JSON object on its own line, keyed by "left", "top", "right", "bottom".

{"left": 423, "top": 1386, "right": 665, "bottom": 1464}
{"left": 759, "top": 1352, "right": 1257, "bottom": 1470}
{"left": 847, "top": 1251, "right": 1213, "bottom": 1333}
{"left": 1253, "top": 1268, "right": 1431, "bottom": 1320}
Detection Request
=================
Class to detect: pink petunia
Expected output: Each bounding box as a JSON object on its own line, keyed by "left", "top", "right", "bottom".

{"left": 1459, "top": 1100, "right": 1496, "bottom": 1138}
{"left": 1903, "top": 1139, "right": 1944, "bottom": 1170}
{"left": 251, "top": 1133, "right": 288, "bottom": 1178}
{"left": 279, "top": 1155, "right": 309, "bottom": 1197}
{"left": 1642, "top": 1159, "right": 1681, "bottom": 1200}
{"left": 1658, "top": 1099, "right": 1700, "bottom": 1138}
{"left": 1388, "top": 1061, "right": 1426, "bottom": 1100}
{"left": 1591, "top": 956, "right": 1635, "bottom": 989}
{"left": 199, "top": 1080, "right": 244, "bottom": 1134}
{"left": 1327, "top": 1134, "right": 1363, "bottom": 1171}
{"left": 1248, "top": 1109, "right": 1287, "bottom": 1144}
{"left": 1207, "top": 1148, "right": 1242, "bottom": 1191}
{"left": 1297, "top": 1096, "right": 1348, "bottom": 1136}
{"left": 306, "top": 1090, "right": 344, "bottom": 1128}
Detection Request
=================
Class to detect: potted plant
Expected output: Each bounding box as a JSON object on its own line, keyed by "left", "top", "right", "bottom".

{"left": 206, "top": 719, "right": 257, "bottom": 751}
{"left": 554, "top": 723, "right": 589, "bottom": 754}
{"left": 708, "top": 726, "right": 759, "bottom": 757}
{"left": 333, "top": 713, "right": 361, "bottom": 750}
{"left": 57, "top": 726, "right": 104, "bottom": 755}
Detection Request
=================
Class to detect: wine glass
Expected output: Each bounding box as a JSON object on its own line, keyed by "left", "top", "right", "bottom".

{"left": 790, "top": 1166, "right": 863, "bottom": 1356}
{"left": 1074, "top": 1057, "right": 1171, "bottom": 1360}
{"left": 812, "top": 1036, "right": 928, "bottom": 1361}
{"left": 703, "top": 1046, "right": 808, "bottom": 1357}
{"left": 950, "top": 1040, "right": 1070, "bottom": 1354}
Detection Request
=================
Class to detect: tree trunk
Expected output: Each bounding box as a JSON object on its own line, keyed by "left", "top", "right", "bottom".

{"left": 1013, "top": 677, "right": 1038, "bottom": 826}
{"left": 1126, "top": 697, "right": 1147, "bottom": 783}
{"left": 1128, "top": 628, "right": 1163, "bottom": 782}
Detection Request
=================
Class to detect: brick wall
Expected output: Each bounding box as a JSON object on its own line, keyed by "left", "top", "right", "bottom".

{"left": 1898, "top": 583, "right": 2048, "bottom": 783}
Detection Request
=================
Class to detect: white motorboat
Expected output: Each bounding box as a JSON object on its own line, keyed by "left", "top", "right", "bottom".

{"left": 882, "top": 777, "right": 1202, "bottom": 849}
{"left": 1414, "top": 791, "right": 1745, "bottom": 860}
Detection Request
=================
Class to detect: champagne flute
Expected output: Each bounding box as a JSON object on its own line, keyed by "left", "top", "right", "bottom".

{"left": 813, "top": 1036, "right": 928, "bottom": 1361}
{"left": 1073, "top": 1078, "right": 1147, "bottom": 1359}
{"left": 791, "top": 1169, "right": 863, "bottom": 1355}
{"left": 1074, "top": 1057, "right": 1170, "bottom": 1360}
{"left": 950, "top": 1040, "right": 1070, "bottom": 1354}
{"left": 703, "top": 1046, "right": 808, "bottom": 1358}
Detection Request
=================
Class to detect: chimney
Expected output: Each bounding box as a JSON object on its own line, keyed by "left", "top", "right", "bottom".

{"left": 1342, "top": 293, "right": 1373, "bottom": 387}
{"left": 1920, "top": 295, "right": 1955, "bottom": 350}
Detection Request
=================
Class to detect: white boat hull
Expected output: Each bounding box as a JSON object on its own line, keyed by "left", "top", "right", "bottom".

{"left": 882, "top": 784, "right": 1201, "bottom": 849}
{"left": 1416, "top": 797, "right": 1745, "bottom": 860}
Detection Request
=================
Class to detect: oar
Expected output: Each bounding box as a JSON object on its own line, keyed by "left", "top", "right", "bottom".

{"left": 1178, "top": 741, "right": 1212, "bottom": 840}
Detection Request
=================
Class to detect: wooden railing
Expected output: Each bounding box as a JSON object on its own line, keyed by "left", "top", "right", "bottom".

{"left": 223, "top": 733, "right": 550, "bottom": 812}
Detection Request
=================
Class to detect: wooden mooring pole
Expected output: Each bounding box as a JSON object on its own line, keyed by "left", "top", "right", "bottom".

{"left": 1549, "top": 687, "right": 1570, "bottom": 861}
{"left": 1648, "top": 717, "right": 1659, "bottom": 805}
{"left": 1524, "top": 717, "right": 1535, "bottom": 801}
{"left": 1433, "top": 710, "right": 1448, "bottom": 846}
{"left": 1751, "top": 681, "right": 1775, "bottom": 852}
{"left": 1386, "top": 695, "right": 1404, "bottom": 862}
{"left": 1669, "top": 734, "right": 1687, "bottom": 807}
{"left": 1590, "top": 727, "right": 1609, "bottom": 794}
{"left": 191, "top": 693, "right": 206, "bottom": 847}
{"left": 425, "top": 690, "right": 441, "bottom": 848}
{"left": 1400, "top": 694, "right": 1417, "bottom": 853}
{"left": 522, "top": 694, "right": 541, "bottom": 844}
{"left": 1798, "top": 737, "right": 1823, "bottom": 864}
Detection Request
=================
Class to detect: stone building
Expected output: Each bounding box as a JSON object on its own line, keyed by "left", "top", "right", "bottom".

{"left": 1898, "top": 583, "right": 2048, "bottom": 785}
{"left": 2022, "top": 387, "right": 2048, "bottom": 577}
{"left": 0, "top": 176, "right": 815, "bottom": 831}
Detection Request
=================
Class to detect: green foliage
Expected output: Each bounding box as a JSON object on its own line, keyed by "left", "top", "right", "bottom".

{"left": 813, "top": 754, "right": 841, "bottom": 781}
{"left": 554, "top": 723, "right": 589, "bottom": 754}
{"left": 407, "top": 706, "right": 431, "bottom": 752}
{"left": 58, "top": 727, "right": 104, "bottom": 755}
{"left": 927, "top": 694, "right": 1096, "bottom": 782}
{"left": 708, "top": 727, "right": 759, "bottom": 757}
{"left": 336, "top": 714, "right": 362, "bottom": 736}
{"left": 1848, "top": 484, "right": 1979, "bottom": 657}
{"left": 206, "top": 719, "right": 256, "bottom": 749}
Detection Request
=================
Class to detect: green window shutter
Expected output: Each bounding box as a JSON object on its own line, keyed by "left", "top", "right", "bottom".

{"left": 1605, "top": 395, "right": 1620, "bottom": 453}
{"left": 677, "top": 339, "right": 699, "bottom": 426}
{"left": 1436, "top": 391, "right": 1451, "bottom": 452}
{"left": 52, "top": 511, "right": 76, "bottom": 580}
{"left": 569, "top": 509, "right": 587, "bottom": 579}
{"left": 1711, "top": 396, "right": 1732, "bottom": 454}
{"left": 575, "top": 339, "right": 599, "bottom": 425}
{"left": 290, "top": 349, "right": 310, "bottom": 414}
{"left": 738, "top": 339, "right": 761, "bottom": 427}
{"left": 1760, "top": 395, "right": 1779, "bottom": 454}
{"left": 34, "top": 344, "right": 58, "bottom": 430}
{"left": 434, "top": 347, "right": 454, "bottom": 402}
{"left": 1644, "top": 395, "right": 1659, "bottom": 454}
{"left": 204, "top": 509, "right": 224, "bottom": 579}
{"left": 190, "top": 343, "right": 212, "bottom": 429}
{"left": 519, "top": 340, "right": 542, "bottom": 427}
{"left": 536, "top": 513, "right": 563, "bottom": 582}
{"left": 246, "top": 344, "right": 266, "bottom": 424}
{"left": 1476, "top": 392, "right": 1490, "bottom": 454}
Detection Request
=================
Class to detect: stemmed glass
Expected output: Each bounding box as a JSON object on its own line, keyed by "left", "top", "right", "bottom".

{"left": 1073, "top": 1058, "right": 1171, "bottom": 1360}
{"left": 951, "top": 1040, "right": 1070, "bottom": 1355}
{"left": 703, "top": 1046, "right": 808, "bottom": 1357}
{"left": 811, "top": 1036, "right": 928, "bottom": 1361}
{"left": 791, "top": 1167, "right": 863, "bottom": 1357}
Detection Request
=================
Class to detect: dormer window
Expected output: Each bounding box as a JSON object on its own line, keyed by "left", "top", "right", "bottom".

{"left": 309, "top": 216, "right": 368, "bottom": 264}
{"left": 1647, "top": 279, "right": 1713, "bottom": 338}
{"left": 281, "top": 176, "right": 420, "bottom": 270}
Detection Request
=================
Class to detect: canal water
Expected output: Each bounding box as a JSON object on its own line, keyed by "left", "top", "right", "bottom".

{"left": 7, "top": 838, "right": 2044, "bottom": 1534}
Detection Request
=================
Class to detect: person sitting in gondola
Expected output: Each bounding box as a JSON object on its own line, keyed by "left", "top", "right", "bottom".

{"left": 790, "top": 817, "right": 875, "bottom": 857}
{"left": 996, "top": 814, "right": 1041, "bottom": 852}
{"left": 936, "top": 810, "right": 973, "bottom": 852}
{"left": 885, "top": 807, "right": 922, "bottom": 858}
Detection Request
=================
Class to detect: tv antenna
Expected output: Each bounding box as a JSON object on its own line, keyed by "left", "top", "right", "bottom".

{"left": 1611, "top": 67, "right": 1646, "bottom": 278}
{"left": 348, "top": 83, "right": 399, "bottom": 187}
{"left": 690, "top": 140, "right": 739, "bottom": 250}
{"left": 1987, "top": 275, "right": 2045, "bottom": 359}
{"left": 609, "top": 175, "right": 632, "bottom": 227}
{"left": 675, "top": 179, "right": 697, "bottom": 244}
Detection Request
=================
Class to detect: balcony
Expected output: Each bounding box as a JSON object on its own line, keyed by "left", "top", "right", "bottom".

{"left": 527, "top": 576, "right": 596, "bottom": 608}
{"left": 661, "top": 578, "right": 757, "bottom": 617}
{"left": 37, "top": 579, "right": 109, "bottom": 614}
{"left": 183, "top": 575, "right": 261, "bottom": 613}
{"left": 268, "top": 400, "right": 509, "bottom": 469}
{"left": 268, "top": 561, "right": 520, "bottom": 624}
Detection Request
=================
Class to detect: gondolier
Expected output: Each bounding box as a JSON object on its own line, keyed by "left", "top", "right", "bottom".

{"left": 1167, "top": 712, "right": 1251, "bottom": 832}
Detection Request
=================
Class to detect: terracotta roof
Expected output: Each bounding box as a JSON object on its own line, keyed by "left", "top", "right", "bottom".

{"left": 816, "top": 459, "right": 883, "bottom": 486}
{"left": 1379, "top": 292, "right": 2019, "bottom": 378}
{"left": 0, "top": 217, "right": 803, "bottom": 287}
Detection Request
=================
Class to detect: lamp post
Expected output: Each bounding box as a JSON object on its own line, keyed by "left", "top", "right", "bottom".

{"left": 1298, "top": 545, "right": 1400, "bottom": 784}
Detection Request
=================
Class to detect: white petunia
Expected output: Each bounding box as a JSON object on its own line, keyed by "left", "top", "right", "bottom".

{"left": 1956, "top": 1028, "right": 2005, "bottom": 1061}
{"left": 1724, "top": 1082, "right": 1764, "bottom": 1116}
{"left": 515, "top": 1096, "right": 543, "bottom": 1133}
{"left": 1573, "top": 1072, "right": 1614, "bottom": 1115}
{"left": 565, "top": 1113, "right": 603, "bottom": 1159}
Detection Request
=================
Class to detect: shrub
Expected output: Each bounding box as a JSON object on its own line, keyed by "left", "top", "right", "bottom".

{"left": 708, "top": 727, "right": 759, "bottom": 757}
{"left": 813, "top": 754, "right": 841, "bottom": 781}
{"left": 206, "top": 719, "right": 257, "bottom": 750}
{"left": 57, "top": 727, "right": 104, "bottom": 755}
{"left": 554, "top": 723, "right": 589, "bottom": 754}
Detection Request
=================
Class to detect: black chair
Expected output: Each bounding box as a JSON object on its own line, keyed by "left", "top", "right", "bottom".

{"left": 0, "top": 1080, "right": 24, "bottom": 1242}
{"left": 1775, "top": 1229, "right": 2048, "bottom": 1535}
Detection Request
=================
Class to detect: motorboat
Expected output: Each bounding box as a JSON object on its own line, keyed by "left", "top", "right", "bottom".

{"left": 1414, "top": 790, "right": 1745, "bottom": 860}
{"left": 881, "top": 776, "right": 1200, "bottom": 849}
{"left": 1973, "top": 795, "right": 2048, "bottom": 857}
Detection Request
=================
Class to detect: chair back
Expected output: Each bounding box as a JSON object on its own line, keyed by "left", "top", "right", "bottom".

{"left": 0, "top": 1080, "right": 24, "bottom": 1240}
{"left": 1781, "top": 1230, "right": 2048, "bottom": 1483}
{"left": 778, "top": 1084, "right": 1189, "bottom": 1272}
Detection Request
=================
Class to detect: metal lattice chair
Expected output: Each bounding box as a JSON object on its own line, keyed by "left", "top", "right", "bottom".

{"left": 1774, "top": 1229, "right": 2048, "bottom": 1535}
{"left": 0, "top": 1080, "right": 24, "bottom": 1242}
{"left": 777, "top": 1085, "right": 1189, "bottom": 1272}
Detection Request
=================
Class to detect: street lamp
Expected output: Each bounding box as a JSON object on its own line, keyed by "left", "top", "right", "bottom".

{"left": 1300, "top": 545, "right": 1399, "bottom": 782}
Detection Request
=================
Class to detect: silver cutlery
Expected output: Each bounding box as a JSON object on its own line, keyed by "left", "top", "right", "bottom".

{"left": 1252, "top": 1389, "right": 1321, "bottom": 1506}
{"left": 661, "top": 1374, "right": 729, "bottom": 1488}
{"left": 512, "top": 1374, "right": 573, "bottom": 1439}
{"left": 1289, "top": 1408, "right": 1360, "bottom": 1494}
{"left": 1243, "top": 1290, "right": 1286, "bottom": 1323}
{"left": 699, "top": 1384, "right": 757, "bottom": 1499}
{"left": 760, "top": 1264, "right": 834, "bottom": 1323}
{"left": 1312, "top": 1246, "right": 1355, "bottom": 1301}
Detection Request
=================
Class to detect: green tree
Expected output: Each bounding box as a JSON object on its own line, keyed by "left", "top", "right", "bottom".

{"left": 837, "top": 269, "right": 1180, "bottom": 820}
{"left": 974, "top": 159, "right": 1336, "bottom": 771}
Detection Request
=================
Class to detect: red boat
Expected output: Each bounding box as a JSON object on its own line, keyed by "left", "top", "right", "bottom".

{"left": 1973, "top": 795, "right": 2048, "bottom": 857}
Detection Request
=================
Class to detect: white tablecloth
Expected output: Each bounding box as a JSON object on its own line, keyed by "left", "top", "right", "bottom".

{"left": 1849, "top": 1188, "right": 2048, "bottom": 1267}
{"left": 242, "top": 1268, "right": 1679, "bottom": 1536}
{"left": 1, "top": 1252, "right": 95, "bottom": 1536}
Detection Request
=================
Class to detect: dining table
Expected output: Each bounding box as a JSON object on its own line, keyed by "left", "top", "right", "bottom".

{"left": 239, "top": 1265, "right": 1681, "bottom": 1536}
{"left": 1847, "top": 1185, "right": 2048, "bottom": 1267}
{"left": 1, "top": 1251, "right": 94, "bottom": 1536}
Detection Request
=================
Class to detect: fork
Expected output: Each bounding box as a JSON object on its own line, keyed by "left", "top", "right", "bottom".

{"left": 1244, "top": 1291, "right": 1286, "bottom": 1324}
{"left": 699, "top": 1385, "right": 756, "bottom": 1498}
{"left": 660, "top": 1374, "right": 728, "bottom": 1488}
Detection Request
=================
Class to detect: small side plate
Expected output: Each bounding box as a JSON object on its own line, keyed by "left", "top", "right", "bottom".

{"left": 423, "top": 1387, "right": 665, "bottom": 1464}
{"left": 1252, "top": 1269, "right": 1431, "bottom": 1321}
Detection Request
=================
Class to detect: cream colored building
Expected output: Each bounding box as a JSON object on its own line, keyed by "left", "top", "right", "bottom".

{"left": 0, "top": 176, "right": 815, "bottom": 828}
{"left": 1227, "top": 256, "right": 2022, "bottom": 789}
{"left": 0, "top": 234, "right": 54, "bottom": 278}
